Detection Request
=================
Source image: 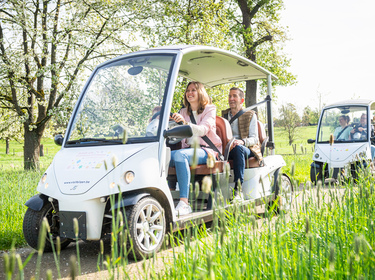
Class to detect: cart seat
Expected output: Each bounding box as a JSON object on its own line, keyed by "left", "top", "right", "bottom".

{"left": 168, "top": 116, "right": 231, "bottom": 175}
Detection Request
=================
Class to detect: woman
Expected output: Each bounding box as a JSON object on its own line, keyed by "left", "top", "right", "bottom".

{"left": 333, "top": 115, "right": 352, "bottom": 140}
{"left": 170, "top": 81, "right": 222, "bottom": 215}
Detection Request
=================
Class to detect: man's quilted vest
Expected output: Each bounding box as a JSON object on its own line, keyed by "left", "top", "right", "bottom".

{"left": 222, "top": 108, "right": 263, "bottom": 161}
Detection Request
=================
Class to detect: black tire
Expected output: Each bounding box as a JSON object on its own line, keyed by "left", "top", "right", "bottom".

{"left": 269, "top": 174, "right": 293, "bottom": 214}
{"left": 126, "top": 197, "right": 166, "bottom": 259}
{"left": 310, "top": 164, "right": 323, "bottom": 184}
{"left": 23, "top": 203, "right": 72, "bottom": 252}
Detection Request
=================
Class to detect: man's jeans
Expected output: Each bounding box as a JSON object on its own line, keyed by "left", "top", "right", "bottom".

{"left": 228, "top": 145, "right": 254, "bottom": 189}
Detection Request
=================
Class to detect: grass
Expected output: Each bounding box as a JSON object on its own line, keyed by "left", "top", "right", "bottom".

{"left": 4, "top": 166, "right": 375, "bottom": 279}
{"left": 0, "top": 170, "right": 43, "bottom": 250}
{"left": 274, "top": 125, "right": 317, "bottom": 182}
{"left": 159, "top": 169, "right": 375, "bottom": 279}
{"left": 2, "top": 125, "right": 375, "bottom": 279}
{"left": 0, "top": 139, "right": 61, "bottom": 250}
{"left": 0, "top": 139, "right": 60, "bottom": 171}
{"left": 0, "top": 127, "right": 317, "bottom": 251}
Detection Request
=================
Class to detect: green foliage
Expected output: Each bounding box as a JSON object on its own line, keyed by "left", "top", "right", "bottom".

{"left": 0, "top": 139, "right": 60, "bottom": 249}
{"left": 302, "top": 106, "right": 320, "bottom": 126}
{"left": 227, "top": 0, "right": 296, "bottom": 104}
{"left": 5, "top": 126, "right": 375, "bottom": 280}
{"left": 278, "top": 103, "right": 301, "bottom": 145}
{"left": 0, "top": 170, "right": 42, "bottom": 249}
{"left": 161, "top": 173, "right": 375, "bottom": 279}
{"left": 0, "top": 0, "right": 148, "bottom": 169}
{"left": 147, "top": 0, "right": 233, "bottom": 49}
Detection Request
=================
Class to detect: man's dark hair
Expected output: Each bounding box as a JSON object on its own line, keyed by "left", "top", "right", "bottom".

{"left": 230, "top": 87, "right": 244, "bottom": 99}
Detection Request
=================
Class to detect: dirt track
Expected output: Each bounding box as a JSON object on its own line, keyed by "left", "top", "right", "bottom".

{"left": 0, "top": 235, "right": 179, "bottom": 280}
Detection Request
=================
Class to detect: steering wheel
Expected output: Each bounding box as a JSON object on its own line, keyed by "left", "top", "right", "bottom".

{"left": 167, "top": 113, "right": 185, "bottom": 145}
{"left": 169, "top": 113, "right": 184, "bottom": 125}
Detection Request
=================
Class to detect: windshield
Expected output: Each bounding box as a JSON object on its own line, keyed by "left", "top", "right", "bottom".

{"left": 317, "top": 106, "right": 369, "bottom": 143}
{"left": 66, "top": 54, "right": 174, "bottom": 146}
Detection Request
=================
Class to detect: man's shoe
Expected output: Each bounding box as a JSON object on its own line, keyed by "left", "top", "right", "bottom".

{"left": 175, "top": 200, "right": 192, "bottom": 216}
{"left": 233, "top": 192, "right": 244, "bottom": 202}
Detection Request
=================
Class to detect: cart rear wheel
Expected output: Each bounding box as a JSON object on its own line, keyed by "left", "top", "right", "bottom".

{"left": 126, "top": 197, "right": 166, "bottom": 259}
{"left": 23, "top": 203, "right": 72, "bottom": 252}
{"left": 269, "top": 174, "right": 293, "bottom": 213}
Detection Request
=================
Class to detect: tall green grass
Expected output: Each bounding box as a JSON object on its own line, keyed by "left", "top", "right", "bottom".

{"left": 0, "top": 170, "right": 43, "bottom": 249}
{"left": 3, "top": 166, "right": 375, "bottom": 279}
{"left": 274, "top": 125, "right": 317, "bottom": 182}
{"left": 0, "top": 139, "right": 60, "bottom": 250}
{"left": 159, "top": 169, "right": 375, "bottom": 279}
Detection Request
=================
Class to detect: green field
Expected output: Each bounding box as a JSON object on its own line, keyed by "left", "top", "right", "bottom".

{"left": 0, "top": 126, "right": 317, "bottom": 250}
{"left": 3, "top": 125, "right": 375, "bottom": 279}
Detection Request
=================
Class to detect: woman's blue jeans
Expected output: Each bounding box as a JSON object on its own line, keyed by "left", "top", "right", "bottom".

{"left": 170, "top": 148, "right": 208, "bottom": 199}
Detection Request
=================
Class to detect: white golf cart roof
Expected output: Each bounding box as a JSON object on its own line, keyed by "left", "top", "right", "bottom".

{"left": 108, "top": 45, "right": 277, "bottom": 87}
{"left": 325, "top": 99, "right": 375, "bottom": 110}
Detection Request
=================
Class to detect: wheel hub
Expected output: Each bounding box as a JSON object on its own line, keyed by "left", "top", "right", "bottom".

{"left": 143, "top": 221, "right": 150, "bottom": 232}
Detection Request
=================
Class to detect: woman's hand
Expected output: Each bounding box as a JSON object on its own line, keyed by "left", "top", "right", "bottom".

{"left": 171, "top": 113, "right": 186, "bottom": 125}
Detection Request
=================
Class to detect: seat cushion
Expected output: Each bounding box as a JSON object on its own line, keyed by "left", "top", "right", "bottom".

{"left": 228, "top": 157, "right": 261, "bottom": 169}
{"left": 168, "top": 161, "right": 225, "bottom": 175}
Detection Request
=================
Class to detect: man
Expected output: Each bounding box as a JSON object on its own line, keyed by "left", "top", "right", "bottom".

{"left": 350, "top": 113, "right": 375, "bottom": 160}
{"left": 222, "top": 87, "right": 263, "bottom": 199}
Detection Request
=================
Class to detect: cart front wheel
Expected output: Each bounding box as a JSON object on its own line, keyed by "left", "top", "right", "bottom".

{"left": 126, "top": 197, "right": 166, "bottom": 259}
{"left": 310, "top": 164, "right": 323, "bottom": 184}
{"left": 23, "top": 203, "right": 72, "bottom": 252}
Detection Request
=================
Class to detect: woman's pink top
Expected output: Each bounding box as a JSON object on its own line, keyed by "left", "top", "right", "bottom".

{"left": 180, "top": 104, "right": 223, "bottom": 159}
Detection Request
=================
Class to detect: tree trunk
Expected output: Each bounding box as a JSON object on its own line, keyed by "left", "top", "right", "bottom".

{"left": 40, "top": 144, "right": 44, "bottom": 157}
{"left": 6, "top": 138, "right": 9, "bottom": 154}
{"left": 245, "top": 80, "right": 257, "bottom": 108}
{"left": 24, "top": 127, "right": 43, "bottom": 170}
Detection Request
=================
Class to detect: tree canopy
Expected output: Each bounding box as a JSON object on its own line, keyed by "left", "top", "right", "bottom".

{"left": 0, "top": 0, "right": 149, "bottom": 169}
{"left": 0, "top": 0, "right": 296, "bottom": 169}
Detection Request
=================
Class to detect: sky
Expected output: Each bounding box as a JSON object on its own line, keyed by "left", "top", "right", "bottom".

{"left": 274, "top": 0, "right": 375, "bottom": 114}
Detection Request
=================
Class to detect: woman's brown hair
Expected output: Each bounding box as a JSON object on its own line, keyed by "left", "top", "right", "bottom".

{"left": 183, "top": 81, "right": 211, "bottom": 115}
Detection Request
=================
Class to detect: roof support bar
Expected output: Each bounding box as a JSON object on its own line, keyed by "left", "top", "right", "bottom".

{"left": 266, "top": 74, "right": 275, "bottom": 155}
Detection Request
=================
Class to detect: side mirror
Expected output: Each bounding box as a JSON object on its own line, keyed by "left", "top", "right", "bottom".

{"left": 163, "top": 125, "right": 193, "bottom": 139}
{"left": 54, "top": 134, "right": 64, "bottom": 146}
{"left": 307, "top": 139, "right": 315, "bottom": 144}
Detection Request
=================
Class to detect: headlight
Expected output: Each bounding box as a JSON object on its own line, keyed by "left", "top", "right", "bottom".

{"left": 314, "top": 153, "right": 319, "bottom": 159}
{"left": 124, "top": 171, "right": 135, "bottom": 184}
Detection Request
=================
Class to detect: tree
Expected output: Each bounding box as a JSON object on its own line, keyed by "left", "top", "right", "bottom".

{"left": 228, "top": 0, "right": 296, "bottom": 106}
{"left": 279, "top": 103, "right": 300, "bottom": 145}
{"left": 0, "top": 109, "right": 23, "bottom": 154}
{"left": 302, "top": 106, "right": 319, "bottom": 126}
{"left": 148, "top": 0, "right": 296, "bottom": 108}
{"left": 0, "top": 0, "right": 148, "bottom": 169}
{"left": 145, "top": 0, "right": 235, "bottom": 113}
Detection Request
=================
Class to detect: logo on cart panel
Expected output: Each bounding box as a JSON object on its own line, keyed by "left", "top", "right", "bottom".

{"left": 64, "top": 180, "right": 91, "bottom": 191}
{"left": 66, "top": 150, "right": 113, "bottom": 170}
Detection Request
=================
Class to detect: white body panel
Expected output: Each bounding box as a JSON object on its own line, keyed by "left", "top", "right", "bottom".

{"left": 239, "top": 155, "right": 286, "bottom": 200}
{"left": 312, "top": 99, "right": 375, "bottom": 170}
{"left": 28, "top": 46, "right": 285, "bottom": 243}
{"left": 314, "top": 142, "right": 370, "bottom": 168}
{"left": 37, "top": 142, "right": 175, "bottom": 239}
